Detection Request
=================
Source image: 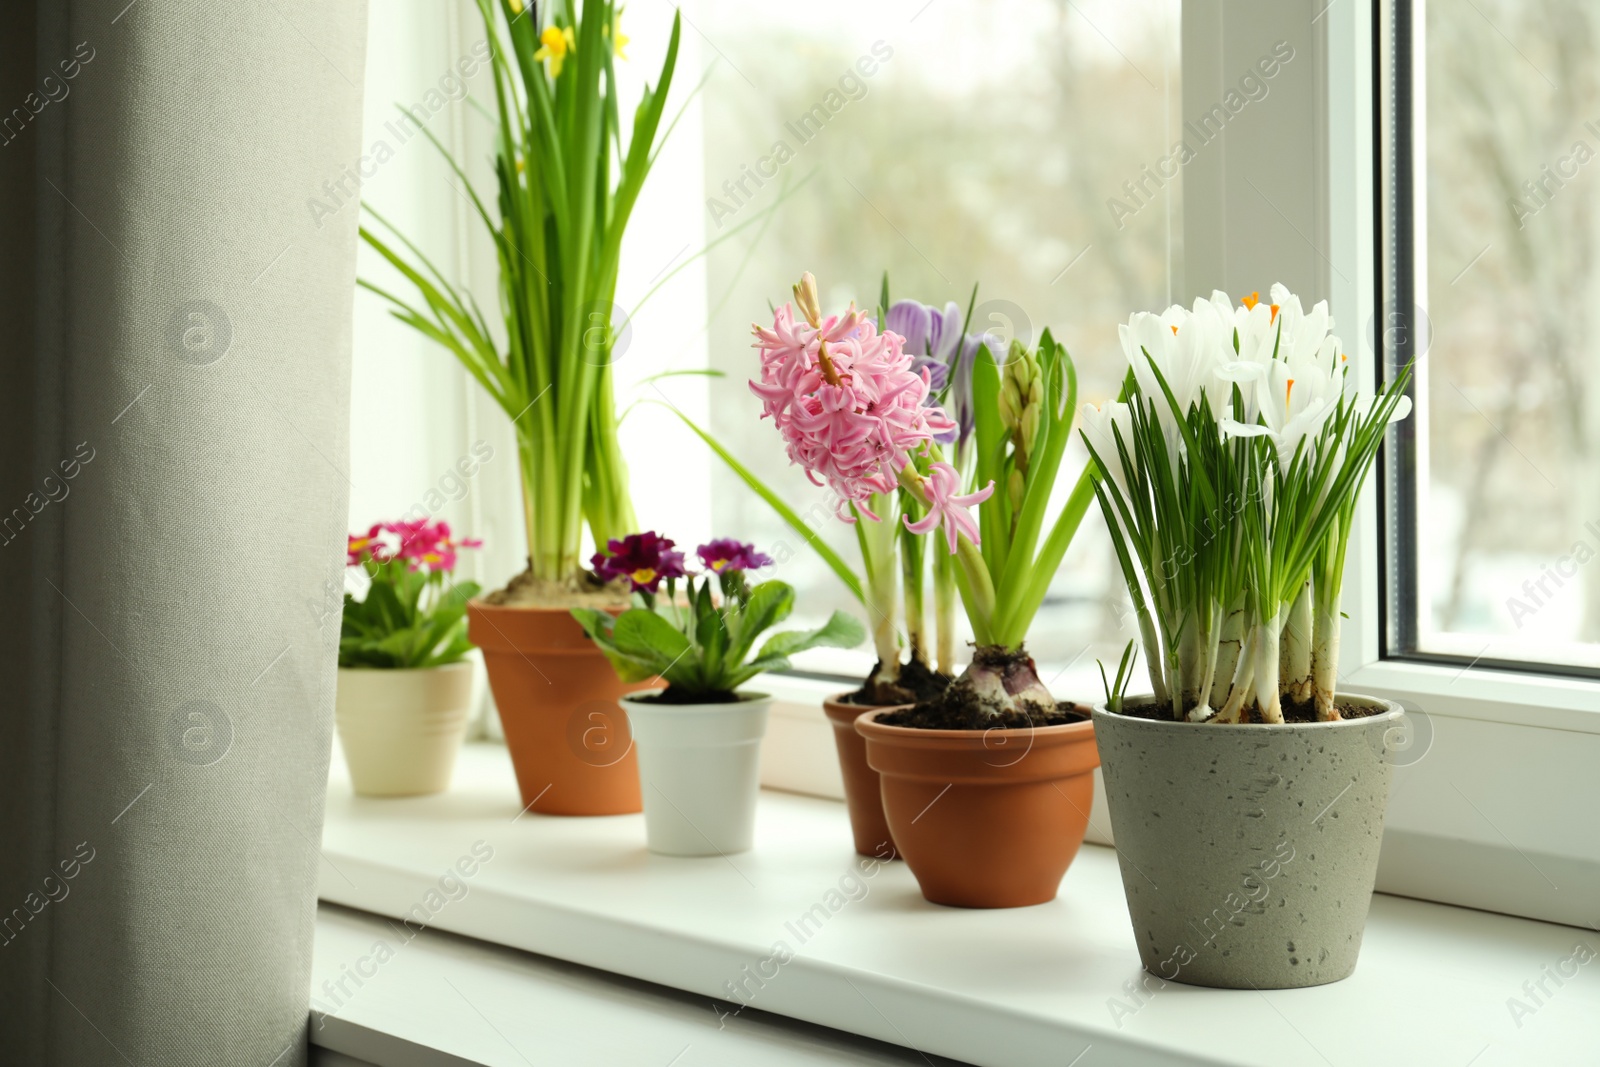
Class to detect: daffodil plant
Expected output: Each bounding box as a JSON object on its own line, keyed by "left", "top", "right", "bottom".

{"left": 572, "top": 533, "right": 866, "bottom": 702}
{"left": 1082, "top": 285, "right": 1412, "bottom": 723}
{"left": 359, "top": 0, "right": 679, "bottom": 594}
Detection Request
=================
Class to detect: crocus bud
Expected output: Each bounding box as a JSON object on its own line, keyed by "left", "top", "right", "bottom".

{"left": 793, "top": 272, "right": 823, "bottom": 329}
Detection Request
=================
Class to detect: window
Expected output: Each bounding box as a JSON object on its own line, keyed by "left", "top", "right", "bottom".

{"left": 691, "top": 0, "right": 1182, "bottom": 676}
{"left": 341, "top": 0, "right": 1600, "bottom": 932}
{"left": 1381, "top": 0, "right": 1600, "bottom": 676}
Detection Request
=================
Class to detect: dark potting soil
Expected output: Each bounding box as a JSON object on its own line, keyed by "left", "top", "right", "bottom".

{"left": 1116, "top": 697, "right": 1385, "bottom": 724}
{"left": 879, "top": 700, "right": 1090, "bottom": 731}
{"left": 632, "top": 688, "right": 746, "bottom": 706}
{"left": 845, "top": 657, "right": 952, "bottom": 707}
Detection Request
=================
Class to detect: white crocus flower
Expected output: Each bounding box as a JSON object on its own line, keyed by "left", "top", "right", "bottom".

{"left": 1221, "top": 357, "right": 1342, "bottom": 470}
{"left": 1123, "top": 302, "right": 1226, "bottom": 425}
{"left": 1079, "top": 400, "right": 1137, "bottom": 504}
{"left": 1233, "top": 298, "right": 1281, "bottom": 366}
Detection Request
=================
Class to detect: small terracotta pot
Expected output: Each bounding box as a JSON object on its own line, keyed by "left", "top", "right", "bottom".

{"left": 468, "top": 600, "right": 652, "bottom": 815}
{"left": 822, "top": 694, "right": 902, "bottom": 859}
{"left": 856, "top": 708, "right": 1099, "bottom": 908}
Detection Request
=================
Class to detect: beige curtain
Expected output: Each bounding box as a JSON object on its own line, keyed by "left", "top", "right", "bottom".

{"left": 0, "top": 1, "right": 368, "bottom": 1063}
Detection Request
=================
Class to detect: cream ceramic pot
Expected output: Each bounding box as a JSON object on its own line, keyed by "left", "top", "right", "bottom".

{"left": 335, "top": 663, "right": 475, "bottom": 797}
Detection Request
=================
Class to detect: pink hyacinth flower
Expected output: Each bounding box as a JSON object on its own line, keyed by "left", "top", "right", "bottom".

{"left": 749, "top": 289, "right": 970, "bottom": 544}
{"left": 903, "top": 462, "right": 994, "bottom": 555}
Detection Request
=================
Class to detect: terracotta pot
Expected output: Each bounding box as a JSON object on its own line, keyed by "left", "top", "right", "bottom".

{"left": 468, "top": 600, "right": 651, "bottom": 815}
{"left": 335, "top": 663, "right": 474, "bottom": 797}
{"left": 822, "top": 694, "right": 902, "bottom": 859}
{"left": 1093, "top": 694, "right": 1403, "bottom": 989}
{"left": 855, "top": 708, "right": 1099, "bottom": 908}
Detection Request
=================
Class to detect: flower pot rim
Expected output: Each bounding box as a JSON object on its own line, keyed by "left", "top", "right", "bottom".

{"left": 467, "top": 598, "right": 630, "bottom": 615}
{"left": 336, "top": 661, "right": 474, "bottom": 676}
{"left": 620, "top": 687, "right": 772, "bottom": 709}
{"left": 854, "top": 705, "right": 1095, "bottom": 743}
{"left": 1091, "top": 691, "right": 1402, "bottom": 731}
{"left": 823, "top": 692, "right": 913, "bottom": 710}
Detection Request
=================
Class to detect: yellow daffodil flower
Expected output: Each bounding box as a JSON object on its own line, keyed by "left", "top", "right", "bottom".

{"left": 535, "top": 25, "right": 576, "bottom": 76}
{"left": 604, "top": 15, "right": 630, "bottom": 60}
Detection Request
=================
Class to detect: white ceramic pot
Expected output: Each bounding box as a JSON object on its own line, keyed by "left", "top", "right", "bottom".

{"left": 619, "top": 689, "right": 772, "bottom": 856}
{"left": 335, "top": 663, "right": 474, "bottom": 797}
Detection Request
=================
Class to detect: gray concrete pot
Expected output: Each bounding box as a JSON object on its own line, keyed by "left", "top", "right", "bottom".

{"left": 1092, "top": 694, "right": 1403, "bottom": 989}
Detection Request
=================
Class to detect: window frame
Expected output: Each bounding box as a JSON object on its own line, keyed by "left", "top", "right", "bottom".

{"left": 1346, "top": 0, "right": 1600, "bottom": 722}
{"left": 1375, "top": 0, "right": 1600, "bottom": 686}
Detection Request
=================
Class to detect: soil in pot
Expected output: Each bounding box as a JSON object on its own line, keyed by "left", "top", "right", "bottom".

{"left": 470, "top": 583, "right": 652, "bottom": 817}
{"left": 881, "top": 645, "right": 1080, "bottom": 731}
{"left": 1093, "top": 695, "right": 1402, "bottom": 989}
{"left": 856, "top": 705, "right": 1099, "bottom": 908}
{"left": 845, "top": 657, "right": 951, "bottom": 708}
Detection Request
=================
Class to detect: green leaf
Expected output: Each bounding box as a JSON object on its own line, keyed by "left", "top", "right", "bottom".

{"left": 723, "top": 580, "right": 794, "bottom": 667}
{"left": 969, "top": 341, "right": 1005, "bottom": 575}
{"left": 611, "top": 609, "right": 693, "bottom": 671}
{"left": 755, "top": 610, "right": 866, "bottom": 659}
{"left": 571, "top": 607, "right": 664, "bottom": 683}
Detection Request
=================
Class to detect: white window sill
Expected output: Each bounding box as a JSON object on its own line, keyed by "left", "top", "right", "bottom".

{"left": 310, "top": 904, "right": 948, "bottom": 1067}
{"left": 317, "top": 742, "right": 1599, "bottom": 1067}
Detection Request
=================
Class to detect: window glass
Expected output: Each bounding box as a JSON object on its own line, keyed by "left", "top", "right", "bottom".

{"left": 1412, "top": 0, "right": 1600, "bottom": 670}
{"left": 692, "top": 0, "right": 1182, "bottom": 673}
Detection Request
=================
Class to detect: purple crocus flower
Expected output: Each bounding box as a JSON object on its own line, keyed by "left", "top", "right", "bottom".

{"left": 696, "top": 539, "right": 773, "bottom": 575}
{"left": 946, "top": 332, "right": 1003, "bottom": 446}
{"left": 885, "top": 297, "right": 989, "bottom": 447}
{"left": 884, "top": 300, "right": 928, "bottom": 354}
{"left": 924, "top": 301, "right": 963, "bottom": 362}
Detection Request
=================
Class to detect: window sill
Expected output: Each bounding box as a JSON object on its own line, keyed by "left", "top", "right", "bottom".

{"left": 310, "top": 903, "right": 949, "bottom": 1066}
{"left": 317, "top": 742, "right": 1600, "bottom": 1067}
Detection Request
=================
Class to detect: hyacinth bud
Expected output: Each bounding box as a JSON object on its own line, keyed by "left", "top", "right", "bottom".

{"left": 1000, "top": 340, "right": 1042, "bottom": 458}
{"left": 1019, "top": 400, "right": 1041, "bottom": 456}
{"left": 998, "top": 377, "right": 1022, "bottom": 428}
{"left": 1007, "top": 467, "right": 1026, "bottom": 512}
{"left": 793, "top": 272, "right": 823, "bottom": 328}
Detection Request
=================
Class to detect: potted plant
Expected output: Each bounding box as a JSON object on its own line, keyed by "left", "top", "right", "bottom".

{"left": 1082, "top": 284, "right": 1414, "bottom": 988}
{"left": 736, "top": 273, "right": 1102, "bottom": 907}
{"left": 854, "top": 328, "right": 1107, "bottom": 909}
{"left": 337, "top": 520, "right": 482, "bottom": 796}
{"left": 671, "top": 274, "right": 1000, "bottom": 858}
{"left": 358, "top": 0, "right": 682, "bottom": 815}
{"left": 572, "top": 536, "right": 864, "bottom": 855}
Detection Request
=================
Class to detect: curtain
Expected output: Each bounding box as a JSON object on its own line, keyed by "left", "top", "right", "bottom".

{"left": 0, "top": 1, "right": 368, "bottom": 1063}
